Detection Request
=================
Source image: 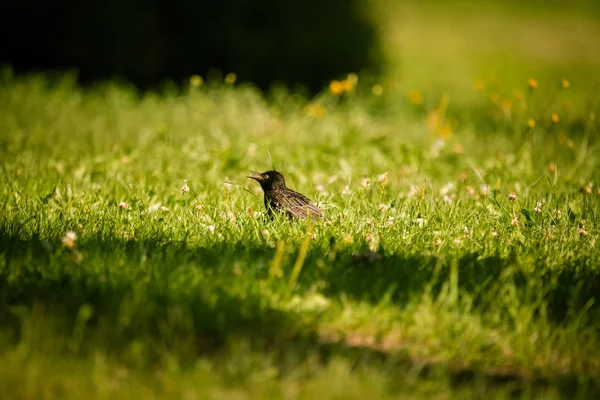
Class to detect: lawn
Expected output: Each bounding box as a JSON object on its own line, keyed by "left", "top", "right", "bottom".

{"left": 1, "top": 1, "right": 600, "bottom": 398}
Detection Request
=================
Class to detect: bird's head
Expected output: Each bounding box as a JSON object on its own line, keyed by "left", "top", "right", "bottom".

{"left": 248, "top": 170, "right": 286, "bottom": 191}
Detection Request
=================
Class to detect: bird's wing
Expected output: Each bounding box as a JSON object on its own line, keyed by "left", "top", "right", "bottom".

{"left": 282, "top": 190, "right": 324, "bottom": 219}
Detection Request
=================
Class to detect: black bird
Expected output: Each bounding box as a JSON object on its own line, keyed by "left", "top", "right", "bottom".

{"left": 248, "top": 170, "right": 324, "bottom": 220}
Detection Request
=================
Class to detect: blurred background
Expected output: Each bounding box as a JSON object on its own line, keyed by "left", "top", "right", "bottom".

{"left": 0, "top": 0, "right": 382, "bottom": 93}
{"left": 1, "top": 0, "right": 600, "bottom": 95}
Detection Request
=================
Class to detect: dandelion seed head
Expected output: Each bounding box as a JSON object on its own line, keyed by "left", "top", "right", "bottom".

{"left": 360, "top": 178, "right": 371, "bottom": 190}
{"left": 511, "top": 215, "right": 519, "bottom": 227}
{"left": 61, "top": 231, "right": 78, "bottom": 250}
{"left": 408, "top": 185, "right": 419, "bottom": 197}
{"left": 554, "top": 209, "right": 562, "bottom": 218}
{"left": 181, "top": 180, "right": 190, "bottom": 194}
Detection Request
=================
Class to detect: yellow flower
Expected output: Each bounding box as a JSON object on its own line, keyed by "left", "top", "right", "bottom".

{"left": 513, "top": 89, "right": 524, "bottom": 100}
{"left": 329, "top": 80, "right": 345, "bottom": 95}
{"left": 551, "top": 113, "right": 559, "bottom": 123}
{"left": 225, "top": 73, "right": 237, "bottom": 84}
{"left": 528, "top": 79, "right": 538, "bottom": 90}
{"left": 437, "top": 124, "right": 453, "bottom": 138}
{"left": 489, "top": 92, "right": 500, "bottom": 104}
{"left": 371, "top": 84, "right": 383, "bottom": 96}
{"left": 306, "top": 104, "right": 326, "bottom": 119}
{"left": 500, "top": 99, "right": 512, "bottom": 116}
{"left": 527, "top": 118, "right": 536, "bottom": 128}
{"left": 427, "top": 110, "right": 440, "bottom": 132}
{"left": 190, "top": 75, "right": 203, "bottom": 87}
{"left": 561, "top": 79, "right": 570, "bottom": 89}
{"left": 341, "top": 79, "right": 354, "bottom": 92}
{"left": 407, "top": 89, "right": 423, "bottom": 105}
{"left": 473, "top": 78, "right": 485, "bottom": 91}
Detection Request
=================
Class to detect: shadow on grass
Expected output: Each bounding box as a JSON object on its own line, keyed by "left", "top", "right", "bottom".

{"left": 1, "top": 231, "right": 599, "bottom": 394}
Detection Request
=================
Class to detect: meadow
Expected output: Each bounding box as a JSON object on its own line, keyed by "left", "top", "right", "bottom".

{"left": 1, "top": 1, "right": 600, "bottom": 398}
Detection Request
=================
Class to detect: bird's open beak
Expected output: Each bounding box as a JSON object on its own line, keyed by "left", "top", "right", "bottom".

{"left": 247, "top": 171, "right": 263, "bottom": 181}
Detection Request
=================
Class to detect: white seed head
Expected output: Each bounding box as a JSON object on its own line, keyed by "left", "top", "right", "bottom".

{"left": 360, "top": 178, "right": 371, "bottom": 190}
{"left": 61, "top": 231, "right": 78, "bottom": 249}
{"left": 511, "top": 215, "right": 519, "bottom": 226}
{"left": 181, "top": 180, "right": 190, "bottom": 194}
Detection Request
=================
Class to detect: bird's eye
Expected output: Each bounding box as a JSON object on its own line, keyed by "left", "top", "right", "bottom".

{"left": 264, "top": 174, "right": 269, "bottom": 179}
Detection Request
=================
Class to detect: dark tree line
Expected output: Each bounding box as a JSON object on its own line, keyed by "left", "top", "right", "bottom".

{"left": 1, "top": 0, "right": 383, "bottom": 92}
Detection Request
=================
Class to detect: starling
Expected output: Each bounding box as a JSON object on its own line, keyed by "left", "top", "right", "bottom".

{"left": 248, "top": 170, "right": 324, "bottom": 220}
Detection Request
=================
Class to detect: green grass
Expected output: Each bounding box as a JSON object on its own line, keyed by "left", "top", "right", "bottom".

{"left": 1, "top": 2, "right": 600, "bottom": 398}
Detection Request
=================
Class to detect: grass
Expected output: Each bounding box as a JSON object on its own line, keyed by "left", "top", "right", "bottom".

{"left": 1, "top": 1, "right": 600, "bottom": 398}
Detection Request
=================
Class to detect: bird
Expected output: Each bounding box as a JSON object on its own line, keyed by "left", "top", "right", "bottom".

{"left": 248, "top": 170, "right": 324, "bottom": 220}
